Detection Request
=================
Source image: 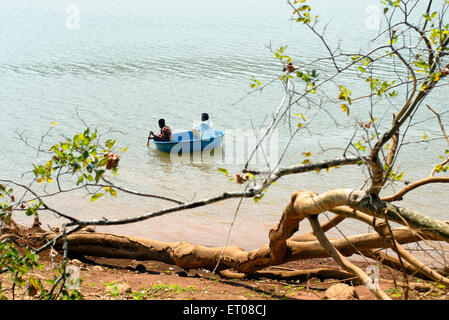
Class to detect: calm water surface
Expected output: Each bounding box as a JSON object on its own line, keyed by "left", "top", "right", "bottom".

{"left": 1, "top": 0, "right": 448, "bottom": 249}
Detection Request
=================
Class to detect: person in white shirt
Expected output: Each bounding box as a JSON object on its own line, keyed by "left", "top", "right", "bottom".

{"left": 192, "top": 113, "right": 215, "bottom": 139}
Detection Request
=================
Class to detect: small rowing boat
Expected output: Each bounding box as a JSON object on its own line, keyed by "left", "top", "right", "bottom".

{"left": 152, "top": 130, "right": 225, "bottom": 153}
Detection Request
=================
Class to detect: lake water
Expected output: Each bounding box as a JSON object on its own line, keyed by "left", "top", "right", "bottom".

{"left": 1, "top": 0, "right": 448, "bottom": 250}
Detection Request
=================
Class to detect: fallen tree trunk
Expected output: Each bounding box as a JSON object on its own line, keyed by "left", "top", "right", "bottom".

{"left": 38, "top": 189, "right": 449, "bottom": 299}
{"left": 42, "top": 225, "right": 430, "bottom": 273}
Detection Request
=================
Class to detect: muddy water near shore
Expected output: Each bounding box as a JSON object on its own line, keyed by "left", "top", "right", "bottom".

{"left": 2, "top": 0, "right": 449, "bottom": 250}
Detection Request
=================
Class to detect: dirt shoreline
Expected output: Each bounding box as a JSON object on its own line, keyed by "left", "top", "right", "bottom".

{"left": 1, "top": 221, "right": 449, "bottom": 301}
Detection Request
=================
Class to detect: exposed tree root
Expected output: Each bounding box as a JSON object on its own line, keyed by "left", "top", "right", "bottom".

{"left": 308, "top": 215, "right": 391, "bottom": 300}
{"left": 0, "top": 233, "right": 20, "bottom": 243}
{"left": 383, "top": 279, "right": 435, "bottom": 292}
{"left": 220, "top": 268, "right": 362, "bottom": 285}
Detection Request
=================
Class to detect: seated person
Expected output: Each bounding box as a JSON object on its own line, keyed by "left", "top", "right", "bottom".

{"left": 192, "top": 113, "right": 215, "bottom": 139}
{"left": 148, "top": 119, "right": 173, "bottom": 143}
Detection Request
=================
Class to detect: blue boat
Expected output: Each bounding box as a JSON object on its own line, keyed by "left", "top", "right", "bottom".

{"left": 152, "top": 130, "right": 225, "bottom": 153}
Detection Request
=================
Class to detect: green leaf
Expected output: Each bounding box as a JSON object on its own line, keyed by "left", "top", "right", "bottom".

{"left": 302, "top": 151, "right": 312, "bottom": 157}
{"left": 25, "top": 207, "right": 34, "bottom": 216}
{"left": 109, "top": 188, "right": 117, "bottom": 197}
{"left": 414, "top": 60, "right": 429, "bottom": 70}
{"left": 90, "top": 193, "right": 104, "bottom": 202}
{"left": 105, "top": 139, "right": 116, "bottom": 149}
{"left": 253, "top": 194, "right": 264, "bottom": 203}
{"left": 99, "top": 158, "right": 109, "bottom": 167}
{"left": 388, "top": 91, "right": 398, "bottom": 97}
{"left": 421, "top": 132, "right": 429, "bottom": 140}
{"left": 217, "top": 167, "right": 230, "bottom": 177}
{"left": 393, "top": 172, "right": 404, "bottom": 180}
{"left": 77, "top": 175, "right": 85, "bottom": 185}
{"left": 341, "top": 104, "right": 350, "bottom": 116}
{"left": 354, "top": 141, "right": 367, "bottom": 151}
{"left": 95, "top": 170, "right": 105, "bottom": 183}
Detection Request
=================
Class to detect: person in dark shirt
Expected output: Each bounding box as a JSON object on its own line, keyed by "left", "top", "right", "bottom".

{"left": 147, "top": 119, "right": 173, "bottom": 145}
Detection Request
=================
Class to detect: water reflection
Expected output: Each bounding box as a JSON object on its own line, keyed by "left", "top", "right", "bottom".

{"left": 147, "top": 143, "right": 225, "bottom": 174}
